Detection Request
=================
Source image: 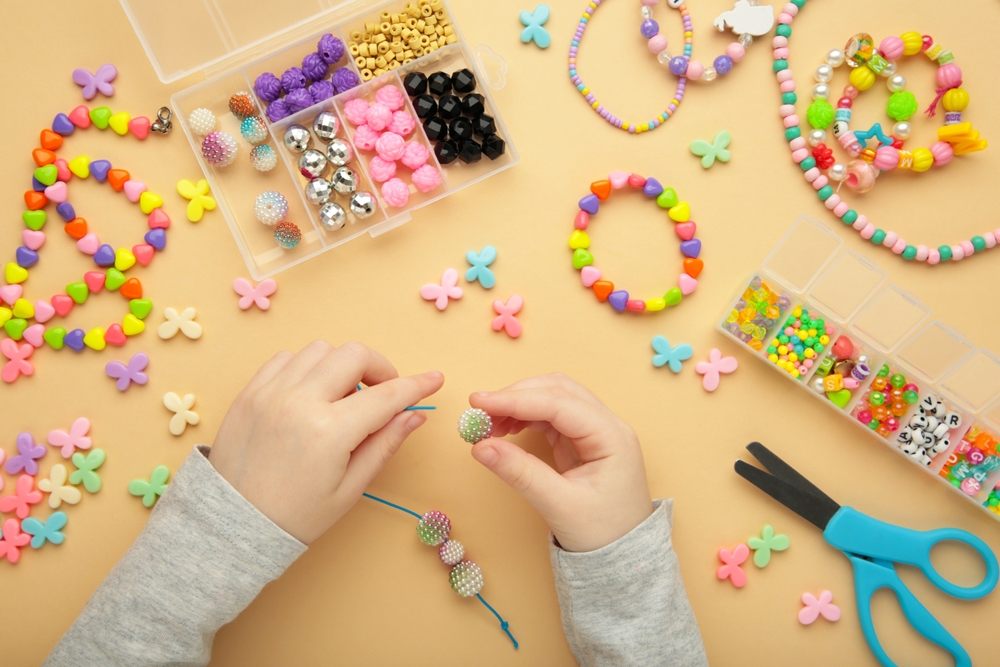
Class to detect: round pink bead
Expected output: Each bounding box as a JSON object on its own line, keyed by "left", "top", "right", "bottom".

{"left": 882, "top": 231, "right": 898, "bottom": 248}
{"left": 352, "top": 124, "right": 381, "bottom": 151}
{"left": 824, "top": 194, "right": 841, "bottom": 210}
{"left": 686, "top": 60, "right": 704, "bottom": 80}
{"left": 365, "top": 102, "right": 393, "bottom": 131}
{"left": 803, "top": 359, "right": 813, "bottom": 368}
{"left": 774, "top": 47, "right": 789, "bottom": 60}
{"left": 961, "top": 240, "right": 975, "bottom": 256}
{"left": 792, "top": 148, "right": 809, "bottom": 163}
{"left": 994, "top": 228, "right": 1000, "bottom": 242}
{"left": 874, "top": 147, "right": 899, "bottom": 170}
{"left": 879, "top": 36, "right": 905, "bottom": 61}
{"left": 804, "top": 167, "right": 820, "bottom": 182}
{"left": 777, "top": 12, "right": 793, "bottom": 24}
{"left": 412, "top": 164, "right": 442, "bottom": 193}
{"left": 930, "top": 142, "right": 954, "bottom": 166}
{"left": 892, "top": 239, "right": 906, "bottom": 254}
{"left": 951, "top": 244, "right": 965, "bottom": 261}
{"left": 853, "top": 215, "right": 868, "bottom": 231}
{"left": 381, "top": 177, "right": 410, "bottom": 208}
{"left": 375, "top": 85, "right": 407, "bottom": 111}
{"left": 780, "top": 80, "right": 796, "bottom": 93}
{"left": 772, "top": 36, "right": 788, "bottom": 48}
{"left": 936, "top": 64, "right": 962, "bottom": 88}
{"left": 928, "top": 249, "right": 941, "bottom": 265}
{"left": 789, "top": 137, "right": 806, "bottom": 151}
{"left": 812, "top": 175, "right": 829, "bottom": 190}
{"left": 834, "top": 201, "right": 850, "bottom": 217}
{"left": 984, "top": 232, "right": 997, "bottom": 248}
{"left": 861, "top": 223, "right": 876, "bottom": 239}
{"left": 777, "top": 69, "right": 794, "bottom": 82}
{"left": 783, "top": 3, "right": 798, "bottom": 15}
{"left": 916, "top": 245, "right": 929, "bottom": 261}
{"left": 783, "top": 114, "right": 799, "bottom": 129}
{"left": 648, "top": 35, "right": 668, "bottom": 54}
{"left": 400, "top": 141, "right": 430, "bottom": 170}
{"left": 780, "top": 104, "right": 796, "bottom": 117}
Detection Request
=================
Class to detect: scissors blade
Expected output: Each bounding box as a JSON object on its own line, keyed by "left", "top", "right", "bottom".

{"left": 735, "top": 449, "right": 841, "bottom": 531}
{"left": 746, "top": 442, "right": 839, "bottom": 507}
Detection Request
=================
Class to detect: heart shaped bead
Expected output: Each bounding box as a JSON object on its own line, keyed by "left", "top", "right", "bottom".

{"left": 22, "top": 230, "right": 46, "bottom": 252}
{"left": 108, "top": 112, "right": 131, "bottom": 136}
{"left": 122, "top": 314, "right": 145, "bottom": 336}
{"left": 646, "top": 298, "right": 666, "bottom": 311}
{"left": 12, "top": 299, "right": 34, "bottom": 319}
{"left": 668, "top": 202, "right": 690, "bottom": 222}
{"left": 33, "top": 300, "right": 55, "bottom": 324}
{"left": 105, "top": 324, "right": 127, "bottom": 346}
{"left": 589, "top": 180, "right": 611, "bottom": 201}
{"left": 22, "top": 211, "right": 47, "bottom": 231}
{"left": 0, "top": 285, "right": 22, "bottom": 305}
{"left": 84, "top": 271, "right": 106, "bottom": 293}
{"left": 94, "top": 244, "right": 116, "bottom": 267}
{"left": 129, "top": 299, "right": 152, "bottom": 320}
{"left": 675, "top": 222, "right": 696, "bottom": 241}
{"left": 120, "top": 278, "right": 143, "bottom": 299}
{"left": 132, "top": 244, "right": 154, "bottom": 266}
{"left": 43, "top": 327, "right": 66, "bottom": 350}
{"left": 51, "top": 295, "right": 74, "bottom": 317}
{"left": 107, "top": 169, "right": 130, "bottom": 191}
{"left": 828, "top": 389, "right": 852, "bottom": 408}
{"left": 57, "top": 202, "right": 76, "bottom": 221}
{"left": 608, "top": 290, "right": 629, "bottom": 312}
{"left": 147, "top": 209, "right": 170, "bottom": 229}
{"left": 34, "top": 165, "right": 58, "bottom": 186}
{"left": 139, "top": 192, "right": 163, "bottom": 215}
{"left": 574, "top": 211, "right": 589, "bottom": 230}
{"left": 642, "top": 178, "right": 663, "bottom": 197}
{"left": 568, "top": 230, "right": 590, "bottom": 250}
{"left": 123, "top": 180, "right": 146, "bottom": 203}
{"left": 4, "top": 318, "right": 27, "bottom": 340}
{"left": 578, "top": 194, "right": 600, "bottom": 215}
{"left": 65, "top": 219, "right": 88, "bottom": 240}
{"left": 580, "top": 266, "right": 602, "bottom": 287}
{"left": 44, "top": 182, "right": 68, "bottom": 203}
{"left": 680, "top": 239, "right": 702, "bottom": 259}
{"left": 23, "top": 324, "right": 45, "bottom": 348}
{"left": 105, "top": 268, "right": 126, "bottom": 291}
{"left": 678, "top": 273, "right": 699, "bottom": 296}
{"left": 52, "top": 113, "right": 76, "bottom": 136}
{"left": 66, "top": 282, "right": 90, "bottom": 304}
{"left": 90, "top": 160, "right": 111, "bottom": 182}
{"left": 683, "top": 258, "right": 704, "bottom": 278}
{"left": 572, "top": 248, "right": 594, "bottom": 269}
{"left": 68, "top": 105, "right": 92, "bottom": 129}
{"left": 15, "top": 247, "right": 39, "bottom": 268}
{"left": 89, "top": 106, "right": 112, "bottom": 129}
{"left": 5, "top": 263, "right": 28, "bottom": 284}
{"left": 657, "top": 188, "right": 679, "bottom": 209}
{"left": 24, "top": 191, "right": 47, "bottom": 210}
{"left": 40, "top": 129, "right": 63, "bottom": 150}
{"left": 128, "top": 116, "right": 151, "bottom": 140}
{"left": 115, "top": 249, "right": 136, "bottom": 271}
{"left": 628, "top": 173, "right": 647, "bottom": 188}
{"left": 592, "top": 280, "right": 614, "bottom": 301}
{"left": 83, "top": 328, "right": 107, "bottom": 351}
{"left": 609, "top": 171, "right": 629, "bottom": 189}
{"left": 54, "top": 159, "right": 71, "bottom": 182}
{"left": 664, "top": 287, "right": 683, "bottom": 306}
{"left": 33, "top": 149, "right": 56, "bottom": 167}
{"left": 68, "top": 156, "right": 91, "bottom": 179}
{"left": 144, "top": 229, "right": 166, "bottom": 250}
{"left": 65, "top": 329, "right": 86, "bottom": 352}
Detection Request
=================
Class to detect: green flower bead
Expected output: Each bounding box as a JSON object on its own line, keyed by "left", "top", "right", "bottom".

{"left": 886, "top": 91, "right": 918, "bottom": 121}
{"left": 939, "top": 245, "right": 953, "bottom": 261}
{"left": 872, "top": 229, "right": 886, "bottom": 244}
{"left": 972, "top": 236, "right": 986, "bottom": 252}
{"left": 807, "top": 99, "right": 835, "bottom": 129}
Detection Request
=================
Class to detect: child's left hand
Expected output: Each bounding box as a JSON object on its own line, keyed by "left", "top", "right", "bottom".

{"left": 209, "top": 340, "right": 444, "bottom": 544}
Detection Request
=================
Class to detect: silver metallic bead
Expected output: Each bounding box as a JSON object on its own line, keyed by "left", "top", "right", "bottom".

{"left": 326, "top": 138, "right": 354, "bottom": 167}
{"left": 299, "top": 149, "right": 328, "bottom": 179}
{"left": 880, "top": 61, "right": 896, "bottom": 77}
{"left": 283, "top": 124, "right": 312, "bottom": 152}
{"left": 349, "top": 191, "right": 377, "bottom": 218}
{"left": 892, "top": 121, "right": 911, "bottom": 141}
{"left": 812, "top": 83, "right": 830, "bottom": 100}
{"left": 812, "top": 378, "right": 826, "bottom": 394}
{"left": 807, "top": 129, "right": 827, "bottom": 147}
{"left": 331, "top": 166, "right": 358, "bottom": 195}
{"left": 702, "top": 66, "right": 717, "bottom": 82}
{"left": 887, "top": 74, "right": 907, "bottom": 93}
{"left": 856, "top": 354, "right": 869, "bottom": 367}
{"left": 656, "top": 50, "right": 673, "bottom": 66}
{"left": 828, "top": 162, "right": 848, "bottom": 182}
{"left": 738, "top": 33, "right": 753, "bottom": 48}
{"left": 304, "top": 178, "right": 333, "bottom": 205}
{"left": 641, "top": 6, "right": 653, "bottom": 19}
{"left": 318, "top": 202, "right": 346, "bottom": 231}
{"left": 312, "top": 111, "right": 340, "bottom": 141}
{"left": 826, "top": 49, "right": 845, "bottom": 68}
{"left": 814, "top": 64, "right": 834, "bottom": 83}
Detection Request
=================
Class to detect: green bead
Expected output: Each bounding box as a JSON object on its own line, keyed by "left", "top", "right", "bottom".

{"left": 22, "top": 211, "right": 46, "bottom": 231}
{"left": 656, "top": 188, "right": 679, "bottom": 209}
{"left": 4, "top": 318, "right": 27, "bottom": 340}
{"left": 818, "top": 185, "right": 833, "bottom": 200}
{"left": 773, "top": 59, "right": 788, "bottom": 72}
{"left": 782, "top": 92, "right": 797, "bottom": 104}
{"left": 814, "top": 344, "right": 824, "bottom": 354}
{"left": 800, "top": 157, "right": 816, "bottom": 171}
{"left": 938, "top": 245, "right": 953, "bottom": 261}
{"left": 785, "top": 127, "right": 801, "bottom": 141}
{"left": 902, "top": 245, "right": 917, "bottom": 260}
{"left": 572, "top": 248, "right": 594, "bottom": 269}
{"left": 890, "top": 373, "right": 906, "bottom": 389}
{"left": 972, "top": 236, "right": 986, "bottom": 252}
{"left": 106, "top": 268, "right": 126, "bottom": 291}
{"left": 807, "top": 99, "right": 835, "bottom": 129}
{"left": 878, "top": 364, "right": 890, "bottom": 377}
{"left": 867, "top": 419, "right": 879, "bottom": 430}
{"left": 43, "top": 327, "right": 66, "bottom": 350}
{"left": 842, "top": 210, "right": 858, "bottom": 224}
{"left": 416, "top": 511, "right": 450, "bottom": 545}
{"left": 903, "top": 390, "right": 919, "bottom": 404}
{"left": 130, "top": 298, "right": 153, "bottom": 320}
{"left": 869, "top": 391, "right": 885, "bottom": 406}
{"left": 886, "top": 91, "right": 918, "bottom": 121}
{"left": 767, "top": 345, "right": 777, "bottom": 354}
{"left": 66, "top": 282, "right": 90, "bottom": 304}
{"left": 776, "top": 24, "right": 792, "bottom": 37}
{"left": 90, "top": 106, "right": 112, "bottom": 129}
{"left": 871, "top": 229, "right": 886, "bottom": 244}
{"left": 34, "top": 165, "right": 58, "bottom": 187}
{"left": 778, "top": 335, "right": 789, "bottom": 344}
{"left": 458, "top": 408, "right": 493, "bottom": 444}
{"left": 792, "top": 0, "right": 806, "bottom": 6}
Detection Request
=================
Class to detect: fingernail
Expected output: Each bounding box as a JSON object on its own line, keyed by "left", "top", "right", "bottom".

{"left": 472, "top": 444, "right": 498, "bottom": 466}
{"left": 424, "top": 371, "right": 444, "bottom": 381}
{"left": 405, "top": 413, "right": 426, "bottom": 432}
{"left": 472, "top": 391, "right": 492, "bottom": 399}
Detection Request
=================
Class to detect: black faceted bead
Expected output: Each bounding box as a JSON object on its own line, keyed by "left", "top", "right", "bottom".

{"left": 403, "top": 72, "right": 428, "bottom": 97}
{"left": 472, "top": 114, "right": 496, "bottom": 137}
{"left": 434, "top": 140, "right": 459, "bottom": 165}
{"left": 438, "top": 95, "right": 462, "bottom": 120}
{"left": 451, "top": 68, "right": 477, "bottom": 94}
{"left": 449, "top": 118, "right": 475, "bottom": 142}
{"left": 458, "top": 140, "right": 482, "bottom": 164}
{"left": 427, "top": 71, "right": 452, "bottom": 96}
{"left": 423, "top": 116, "right": 449, "bottom": 142}
{"left": 460, "top": 94, "right": 485, "bottom": 118}
{"left": 414, "top": 94, "right": 438, "bottom": 119}
{"left": 482, "top": 134, "right": 506, "bottom": 160}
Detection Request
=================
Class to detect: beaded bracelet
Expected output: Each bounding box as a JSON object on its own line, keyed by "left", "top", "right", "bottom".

{"left": 4, "top": 104, "right": 170, "bottom": 381}
{"left": 771, "top": 2, "right": 995, "bottom": 264}
{"left": 571, "top": 172, "right": 702, "bottom": 312}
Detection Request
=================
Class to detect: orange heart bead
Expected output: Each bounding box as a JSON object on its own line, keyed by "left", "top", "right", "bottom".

{"left": 590, "top": 180, "right": 612, "bottom": 200}
{"left": 683, "top": 258, "right": 704, "bottom": 278}
{"left": 32, "top": 148, "right": 57, "bottom": 167}
{"left": 24, "top": 191, "right": 47, "bottom": 210}
{"left": 120, "top": 277, "right": 143, "bottom": 299}
{"left": 592, "top": 280, "right": 614, "bottom": 302}
{"left": 107, "top": 169, "right": 131, "bottom": 191}
{"left": 39, "top": 129, "right": 63, "bottom": 151}
{"left": 64, "top": 218, "right": 88, "bottom": 240}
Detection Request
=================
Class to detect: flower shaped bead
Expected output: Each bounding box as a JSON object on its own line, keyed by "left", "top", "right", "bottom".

{"left": 6, "top": 433, "right": 45, "bottom": 476}
{"left": 696, "top": 348, "right": 739, "bottom": 392}
{"left": 747, "top": 524, "right": 790, "bottom": 568}
{"left": 47, "top": 417, "right": 92, "bottom": 458}
{"left": 158, "top": 307, "right": 203, "bottom": 340}
{"left": 716, "top": 543, "right": 749, "bottom": 588}
{"left": 420, "top": 268, "right": 463, "bottom": 310}
{"left": 70, "top": 449, "right": 106, "bottom": 493}
{"left": 177, "top": 179, "right": 217, "bottom": 223}
{"left": 0, "top": 518, "right": 31, "bottom": 562}
{"left": 22, "top": 511, "right": 68, "bottom": 549}
{"left": 37, "top": 464, "right": 82, "bottom": 508}
{"left": 0, "top": 475, "right": 43, "bottom": 518}
{"left": 128, "top": 465, "right": 170, "bottom": 507}
{"left": 798, "top": 590, "right": 841, "bottom": 625}
{"left": 163, "top": 393, "right": 200, "bottom": 436}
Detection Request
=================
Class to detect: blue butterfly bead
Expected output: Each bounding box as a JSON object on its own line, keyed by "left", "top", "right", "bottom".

{"left": 466, "top": 245, "right": 497, "bottom": 289}
{"left": 22, "top": 511, "right": 68, "bottom": 549}
{"left": 520, "top": 5, "right": 551, "bottom": 49}
{"left": 652, "top": 336, "right": 694, "bottom": 374}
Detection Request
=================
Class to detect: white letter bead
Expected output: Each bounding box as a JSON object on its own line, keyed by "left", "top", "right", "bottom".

{"left": 901, "top": 441, "right": 921, "bottom": 456}
{"left": 920, "top": 395, "right": 937, "bottom": 413}
{"left": 931, "top": 438, "right": 951, "bottom": 455}
{"left": 917, "top": 454, "right": 932, "bottom": 466}
{"left": 925, "top": 416, "right": 940, "bottom": 431}
{"left": 932, "top": 422, "right": 950, "bottom": 440}
{"left": 945, "top": 412, "right": 963, "bottom": 429}
{"left": 920, "top": 432, "right": 935, "bottom": 447}
{"left": 909, "top": 414, "right": 929, "bottom": 429}
{"left": 896, "top": 429, "right": 913, "bottom": 444}
{"left": 933, "top": 400, "right": 947, "bottom": 418}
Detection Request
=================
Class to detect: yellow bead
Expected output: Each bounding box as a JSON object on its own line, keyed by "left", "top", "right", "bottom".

{"left": 122, "top": 314, "right": 146, "bottom": 336}
{"left": 768, "top": 354, "right": 778, "bottom": 362}
{"left": 83, "top": 328, "right": 107, "bottom": 351}
{"left": 790, "top": 369, "right": 800, "bottom": 378}
{"left": 568, "top": 230, "right": 590, "bottom": 250}
{"left": 0, "top": 308, "right": 11, "bottom": 326}
{"left": 792, "top": 306, "right": 802, "bottom": 317}
{"left": 808, "top": 328, "right": 817, "bottom": 337}
{"left": 797, "top": 331, "right": 807, "bottom": 341}
{"left": 910, "top": 148, "right": 933, "bottom": 172}
{"left": 943, "top": 88, "right": 969, "bottom": 112}
{"left": 849, "top": 66, "right": 875, "bottom": 91}
{"left": 819, "top": 335, "right": 830, "bottom": 345}
{"left": 5, "top": 263, "right": 28, "bottom": 284}
{"left": 139, "top": 192, "right": 163, "bottom": 215}
{"left": 778, "top": 345, "right": 788, "bottom": 355}
{"left": 788, "top": 353, "right": 799, "bottom": 362}
{"left": 804, "top": 348, "right": 815, "bottom": 359}
{"left": 12, "top": 299, "right": 34, "bottom": 319}
{"left": 108, "top": 112, "right": 131, "bottom": 136}
{"left": 900, "top": 32, "right": 923, "bottom": 56}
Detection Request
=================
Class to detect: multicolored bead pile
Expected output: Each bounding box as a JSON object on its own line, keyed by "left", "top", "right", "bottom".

{"left": 853, "top": 366, "right": 920, "bottom": 439}
{"left": 764, "top": 306, "right": 832, "bottom": 380}
{"left": 571, "top": 173, "right": 702, "bottom": 314}
{"left": 940, "top": 423, "right": 1000, "bottom": 497}
{"left": 809, "top": 333, "right": 872, "bottom": 409}
{"left": 724, "top": 275, "right": 792, "bottom": 351}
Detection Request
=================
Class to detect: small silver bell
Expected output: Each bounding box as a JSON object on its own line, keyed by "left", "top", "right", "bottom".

{"left": 283, "top": 124, "right": 312, "bottom": 152}
{"left": 331, "top": 166, "right": 358, "bottom": 195}
{"left": 312, "top": 111, "right": 340, "bottom": 141}
{"left": 150, "top": 107, "right": 173, "bottom": 134}
{"left": 326, "top": 138, "right": 354, "bottom": 167}
{"left": 299, "top": 149, "right": 328, "bottom": 179}
{"left": 318, "top": 202, "right": 346, "bottom": 231}
{"left": 305, "top": 178, "right": 333, "bottom": 205}
{"left": 350, "top": 191, "right": 377, "bottom": 218}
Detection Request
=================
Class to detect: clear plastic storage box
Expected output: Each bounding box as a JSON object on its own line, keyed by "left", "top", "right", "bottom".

{"left": 121, "top": 0, "right": 518, "bottom": 278}
{"left": 718, "top": 216, "right": 1000, "bottom": 521}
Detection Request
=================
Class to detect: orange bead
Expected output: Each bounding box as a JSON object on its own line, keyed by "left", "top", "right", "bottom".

{"left": 32, "top": 148, "right": 57, "bottom": 166}
{"left": 592, "top": 280, "right": 614, "bottom": 302}
{"left": 64, "top": 218, "right": 88, "bottom": 240}
{"left": 589, "top": 180, "right": 612, "bottom": 200}
{"left": 871, "top": 376, "right": 888, "bottom": 391}
{"left": 876, "top": 424, "right": 892, "bottom": 438}
{"left": 890, "top": 401, "right": 908, "bottom": 417}
{"left": 107, "top": 169, "right": 131, "bottom": 191}
{"left": 120, "top": 278, "right": 143, "bottom": 299}
{"left": 39, "top": 129, "right": 63, "bottom": 150}
{"left": 683, "top": 258, "right": 704, "bottom": 278}
{"left": 24, "top": 191, "right": 47, "bottom": 210}
{"left": 890, "top": 387, "right": 905, "bottom": 401}
{"left": 873, "top": 405, "right": 890, "bottom": 421}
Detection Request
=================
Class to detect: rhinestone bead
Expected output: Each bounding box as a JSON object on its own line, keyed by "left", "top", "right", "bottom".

{"left": 439, "top": 540, "right": 465, "bottom": 565}
{"left": 449, "top": 561, "right": 484, "bottom": 597}
{"left": 349, "top": 191, "right": 377, "bottom": 218}
{"left": 657, "top": 50, "right": 673, "bottom": 66}
{"left": 254, "top": 190, "right": 288, "bottom": 225}
{"left": 451, "top": 68, "right": 477, "bottom": 94}
{"left": 417, "top": 510, "right": 451, "bottom": 545}
{"left": 434, "top": 140, "right": 459, "bottom": 165}
{"left": 482, "top": 134, "right": 506, "bottom": 160}
{"left": 318, "top": 202, "right": 346, "bottom": 231}
{"left": 414, "top": 95, "right": 438, "bottom": 119}
{"left": 458, "top": 140, "right": 482, "bottom": 164}
{"left": 703, "top": 66, "right": 718, "bottom": 81}
{"left": 458, "top": 408, "right": 493, "bottom": 444}
{"left": 403, "top": 72, "right": 428, "bottom": 97}
{"left": 449, "top": 118, "right": 475, "bottom": 143}
{"left": 738, "top": 34, "right": 753, "bottom": 48}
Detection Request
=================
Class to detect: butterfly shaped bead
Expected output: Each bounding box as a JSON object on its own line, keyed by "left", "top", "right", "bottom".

{"left": 6, "top": 433, "right": 45, "bottom": 476}
{"left": 106, "top": 353, "right": 150, "bottom": 391}
{"left": 70, "top": 449, "right": 106, "bottom": 493}
{"left": 1, "top": 337, "right": 35, "bottom": 383}
{"left": 72, "top": 64, "right": 117, "bottom": 100}
{"left": 176, "top": 179, "right": 217, "bottom": 222}
{"left": 466, "top": 245, "right": 497, "bottom": 289}
{"left": 233, "top": 278, "right": 277, "bottom": 311}
{"left": 651, "top": 336, "right": 694, "bottom": 373}
{"left": 158, "top": 307, "right": 203, "bottom": 340}
{"left": 696, "top": 348, "right": 739, "bottom": 392}
{"left": 716, "top": 543, "right": 749, "bottom": 588}
{"left": 163, "top": 392, "right": 199, "bottom": 436}
{"left": 38, "top": 464, "right": 82, "bottom": 509}
{"left": 0, "top": 518, "right": 32, "bottom": 562}
{"left": 420, "top": 268, "right": 463, "bottom": 311}
{"left": 747, "top": 524, "right": 790, "bottom": 568}
{"left": 47, "top": 418, "right": 93, "bottom": 458}
{"left": 519, "top": 5, "right": 551, "bottom": 49}
{"left": 492, "top": 295, "right": 523, "bottom": 338}
{"left": 22, "top": 511, "right": 68, "bottom": 549}
{"left": 0, "top": 475, "right": 43, "bottom": 519}
{"left": 129, "top": 465, "right": 170, "bottom": 507}
{"left": 798, "top": 590, "right": 841, "bottom": 625}
{"left": 690, "top": 130, "right": 732, "bottom": 169}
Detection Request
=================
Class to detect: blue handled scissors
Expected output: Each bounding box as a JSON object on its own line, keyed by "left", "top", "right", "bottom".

{"left": 735, "top": 442, "right": 999, "bottom": 667}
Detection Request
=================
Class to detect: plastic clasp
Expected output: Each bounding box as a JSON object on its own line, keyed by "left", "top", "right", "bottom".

{"left": 474, "top": 44, "right": 507, "bottom": 90}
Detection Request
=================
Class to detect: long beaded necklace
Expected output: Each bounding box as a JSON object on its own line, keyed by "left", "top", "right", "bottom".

{"left": 771, "top": 1, "right": 995, "bottom": 264}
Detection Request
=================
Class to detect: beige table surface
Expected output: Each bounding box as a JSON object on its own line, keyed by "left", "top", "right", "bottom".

{"left": 2, "top": 0, "right": 1000, "bottom": 665}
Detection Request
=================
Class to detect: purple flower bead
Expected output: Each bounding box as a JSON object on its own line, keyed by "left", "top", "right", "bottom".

{"left": 714, "top": 55, "right": 734, "bottom": 75}
{"left": 317, "top": 33, "right": 346, "bottom": 65}
{"left": 285, "top": 88, "right": 314, "bottom": 113}
{"left": 331, "top": 67, "right": 360, "bottom": 93}
{"left": 669, "top": 56, "right": 689, "bottom": 76}
{"left": 266, "top": 98, "right": 291, "bottom": 122}
{"left": 281, "top": 66, "right": 308, "bottom": 92}
{"left": 309, "top": 80, "right": 335, "bottom": 103}
{"left": 640, "top": 19, "right": 659, "bottom": 39}
{"left": 302, "top": 52, "right": 329, "bottom": 82}
{"left": 254, "top": 72, "right": 283, "bottom": 102}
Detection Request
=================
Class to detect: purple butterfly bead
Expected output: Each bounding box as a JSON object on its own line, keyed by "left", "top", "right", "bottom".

{"left": 105, "top": 352, "right": 149, "bottom": 391}
{"left": 72, "top": 64, "right": 117, "bottom": 100}
{"left": 5, "top": 432, "right": 46, "bottom": 476}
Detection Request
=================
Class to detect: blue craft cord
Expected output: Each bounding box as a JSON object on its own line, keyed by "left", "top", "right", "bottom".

{"left": 477, "top": 593, "right": 519, "bottom": 649}
{"left": 362, "top": 492, "right": 422, "bottom": 520}
{"left": 355, "top": 384, "right": 436, "bottom": 411}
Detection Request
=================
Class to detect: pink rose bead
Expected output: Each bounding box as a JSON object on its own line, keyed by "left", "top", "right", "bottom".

{"left": 648, "top": 35, "right": 668, "bottom": 54}
{"left": 368, "top": 155, "right": 397, "bottom": 183}
{"left": 726, "top": 43, "right": 746, "bottom": 62}
{"left": 387, "top": 110, "right": 416, "bottom": 137}
{"left": 353, "top": 124, "right": 381, "bottom": 151}
{"left": 381, "top": 177, "right": 410, "bottom": 208}
{"left": 412, "top": 164, "right": 442, "bottom": 193}
{"left": 375, "top": 131, "right": 406, "bottom": 161}
{"left": 686, "top": 60, "right": 704, "bottom": 80}
{"left": 365, "top": 102, "right": 393, "bottom": 131}
{"left": 375, "top": 86, "right": 406, "bottom": 111}
{"left": 400, "top": 141, "right": 430, "bottom": 170}
{"left": 928, "top": 249, "right": 940, "bottom": 264}
{"left": 343, "top": 98, "right": 370, "bottom": 126}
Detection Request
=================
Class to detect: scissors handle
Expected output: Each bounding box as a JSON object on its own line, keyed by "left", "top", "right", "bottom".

{"left": 849, "top": 555, "right": 971, "bottom": 667}
{"left": 825, "top": 507, "right": 999, "bottom": 600}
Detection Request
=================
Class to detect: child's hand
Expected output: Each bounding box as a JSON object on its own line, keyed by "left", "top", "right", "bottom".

{"left": 469, "top": 374, "right": 653, "bottom": 553}
{"left": 209, "top": 341, "right": 444, "bottom": 544}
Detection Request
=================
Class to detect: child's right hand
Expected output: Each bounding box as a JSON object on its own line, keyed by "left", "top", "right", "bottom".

{"left": 469, "top": 374, "right": 653, "bottom": 553}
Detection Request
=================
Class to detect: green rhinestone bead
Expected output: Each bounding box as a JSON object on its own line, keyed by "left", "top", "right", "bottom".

{"left": 872, "top": 229, "right": 886, "bottom": 244}
{"left": 785, "top": 126, "right": 801, "bottom": 141}
{"left": 776, "top": 24, "right": 792, "bottom": 37}
{"left": 938, "top": 245, "right": 953, "bottom": 261}
{"left": 972, "top": 236, "right": 986, "bottom": 252}
{"left": 800, "top": 157, "right": 816, "bottom": 171}
{"left": 782, "top": 92, "right": 797, "bottom": 104}
{"left": 773, "top": 59, "right": 788, "bottom": 72}
{"left": 842, "top": 210, "right": 858, "bottom": 224}
{"left": 818, "top": 185, "right": 833, "bottom": 200}
{"left": 902, "top": 245, "right": 917, "bottom": 260}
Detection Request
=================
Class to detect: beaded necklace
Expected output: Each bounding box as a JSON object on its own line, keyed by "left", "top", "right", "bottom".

{"left": 771, "top": 2, "right": 994, "bottom": 264}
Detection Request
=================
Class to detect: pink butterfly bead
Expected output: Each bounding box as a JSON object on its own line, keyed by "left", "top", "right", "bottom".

{"left": 47, "top": 418, "right": 94, "bottom": 458}
{"left": 420, "top": 269, "right": 463, "bottom": 311}
{"left": 72, "top": 64, "right": 117, "bottom": 100}
{"left": 234, "top": 278, "right": 277, "bottom": 311}
{"left": 1, "top": 338, "right": 35, "bottom": 383}
{"left": 695, "top": 348, "right": 738, "bottom": 392}
{"left": 0, "top": 475, "right": 43, "bottom": 519}
{"left": 717, "top": 543, "right": 749, "bottom": 588}
{"left": 798, "top": 590, "right": 841, "bottom": 625}
{"left": 0, "top": 518, "right": 31, "bottom": 563}
{"left": 492, "top": 295, "right": 524, "bottom": 338}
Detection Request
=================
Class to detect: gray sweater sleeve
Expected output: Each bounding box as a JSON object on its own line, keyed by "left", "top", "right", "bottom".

{"left": 45, "top": 445, "right": 307, "bottom": 667}
{"left": 550, "top": 499, "right": 708, "bottom": 667}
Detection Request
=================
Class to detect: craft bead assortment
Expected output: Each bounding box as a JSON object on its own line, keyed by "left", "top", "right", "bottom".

{"left": 571, "top": 173, "right": 702, "bottom": 313}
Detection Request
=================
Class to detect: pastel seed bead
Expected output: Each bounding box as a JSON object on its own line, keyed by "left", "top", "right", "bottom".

{"left": 985, "top": 233, "right": 997, "bottom": 248}
{"left": 781, "top": 80, "right": 796, "bottom": 93}
{"left": 812, "top": 175, "right": 829, "bottom": 190}
{"left": 951, "top": 244, "right": 964, "bottom": 261}
{"left": 773, "top": 37, "right": 788, "bottom": 48}
{"left": 928, "top": 249, "right": 940, "bottom": 264}
{"left": 892, "top": 239, "right": 906, "bottom": 254}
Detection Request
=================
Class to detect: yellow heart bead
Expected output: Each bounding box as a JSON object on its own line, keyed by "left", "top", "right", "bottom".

{"left": 568, "top": 230, "right": 591, "bottom": 250}
{"left": 139, "top": 192, "right": 163, "bottom": 215}
{"left": 645, "top": 298, "right": 666, "bottom": 312}
{"left": 69, "top": 155, "right": 91, "bottom": 179}
{"left": 122, "top": 313, "right": 146, "bottom": 336}
{"left": 115, "top": 248, "right": 137, "bottom": 272}
{"left": 108, "top": 112, "right": 132, "bottom": 136}
{"left": 668, "top": 202, "right": 690, "bottom": 223}
{"left": 83, "top": 328, "right": 107, "bottom": 351}
{"left": 5, "top": 263, "right": 28, "bottom": 284}
{"left": 0, "top": 308, "right": 11, "bottom": 326}
{"left": 12, "top": 298, "right": 34, "bottom": 319}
